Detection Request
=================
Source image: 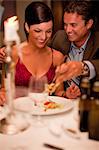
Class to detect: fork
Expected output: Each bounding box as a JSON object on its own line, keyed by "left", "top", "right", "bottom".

{"left": 45, "top": 82, "right": 60, "bottom": 95}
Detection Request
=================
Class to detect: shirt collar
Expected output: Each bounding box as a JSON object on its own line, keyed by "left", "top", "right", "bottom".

{"left": 71, "top": 32, "right": 91, "bottom": 52}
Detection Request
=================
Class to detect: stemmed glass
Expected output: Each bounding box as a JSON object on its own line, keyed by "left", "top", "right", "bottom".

{"left": 28, "top": 76, "right": 48, "bottom": 127}
{"left": 0, "top": 85, "right": 30, "bottom": 135}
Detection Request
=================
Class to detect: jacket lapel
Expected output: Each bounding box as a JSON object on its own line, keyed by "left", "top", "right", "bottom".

{"left": 62, "top": 38, "right": 70, "bottom": 55}
{"left": 84, "top": 32, "right": 96, "bottom": 59}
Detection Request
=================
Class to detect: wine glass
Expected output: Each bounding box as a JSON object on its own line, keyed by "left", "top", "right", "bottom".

{"left": 0, "top": 84, "right": 30, "bottom": 135}
{"left": 28, "top": 76, "right": 48, "bottom": 127}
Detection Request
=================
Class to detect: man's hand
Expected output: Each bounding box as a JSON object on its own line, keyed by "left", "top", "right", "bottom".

{"left": 55, "top": 61, "right": 83, "bottom": 83}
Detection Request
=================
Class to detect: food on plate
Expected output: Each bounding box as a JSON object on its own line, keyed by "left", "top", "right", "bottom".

{"left": 43, "top": 100, "right": 63, "bottom": 111}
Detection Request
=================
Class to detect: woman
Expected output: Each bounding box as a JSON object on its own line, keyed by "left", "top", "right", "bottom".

{"left": 0, "top": 2, "right": 81, "bottom": 105}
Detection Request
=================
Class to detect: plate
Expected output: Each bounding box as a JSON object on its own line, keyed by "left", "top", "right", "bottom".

{"left": 14, "top": 96, "right": 74, "bottom": 115}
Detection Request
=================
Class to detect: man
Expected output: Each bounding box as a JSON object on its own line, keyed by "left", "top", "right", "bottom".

{"left": 49, "top": 0, "right": 99, "bottom": 84}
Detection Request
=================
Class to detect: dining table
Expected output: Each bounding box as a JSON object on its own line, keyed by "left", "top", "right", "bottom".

{"left": 0, "top": 96, "right": 99, "bottom": 150}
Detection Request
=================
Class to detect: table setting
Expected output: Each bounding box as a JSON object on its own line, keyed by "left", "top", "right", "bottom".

{"left": 0, "top": 97, "right": 99, "bottom": 150}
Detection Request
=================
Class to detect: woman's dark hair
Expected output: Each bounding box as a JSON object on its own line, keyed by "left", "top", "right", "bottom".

{"left": 64, "top": 0, "right": 97, "bottom": 30}
{"left": 24, "top": 1, "right": 54, "bottom": 38}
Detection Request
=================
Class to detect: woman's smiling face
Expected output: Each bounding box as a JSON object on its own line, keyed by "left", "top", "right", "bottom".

{"left": 27, "top": 20, "right": 53, "bottom": 48}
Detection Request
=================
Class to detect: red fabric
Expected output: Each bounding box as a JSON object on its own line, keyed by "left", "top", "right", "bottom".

{"left": 15, "top": 58, "right": 56, "bottom": 87}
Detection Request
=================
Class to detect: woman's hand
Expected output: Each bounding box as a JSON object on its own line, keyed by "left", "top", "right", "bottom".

{"left": 0, "top": 90, "right": 6, "bottom": 106}
{"left": 0, "top": 47, "right": 6, "bottom": 63}
{"left": 65, "top": 83, "right": 81, "bottom": 99}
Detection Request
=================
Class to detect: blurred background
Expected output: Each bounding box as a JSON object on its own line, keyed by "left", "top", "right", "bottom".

{"left": 0, "top": 0, "right": 99, "bottom": 47}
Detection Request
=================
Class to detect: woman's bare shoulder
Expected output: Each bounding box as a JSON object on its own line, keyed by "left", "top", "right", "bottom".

{"left": 52, "top": 48, "right": 64, "bottom": 66}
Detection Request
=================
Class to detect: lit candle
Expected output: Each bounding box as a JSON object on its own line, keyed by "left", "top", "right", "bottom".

{"left": 4, "top": 16, "right": 20, "bottom": 43}
{"left": 3, "top": 16, "right": 21, "bottom": 108}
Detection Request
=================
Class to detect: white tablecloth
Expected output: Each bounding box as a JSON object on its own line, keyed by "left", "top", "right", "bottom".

{"left": 0, "top": 100, "right": 99, "bottom": 150}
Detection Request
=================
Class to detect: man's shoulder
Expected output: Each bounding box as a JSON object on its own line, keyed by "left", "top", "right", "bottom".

{"left": 55, "top": 30, "right": 66, "bottom": 34}
{"left": 50, "top": 30, "right": 70, "bottom": 55}
{"left": 92, "top": 31, "right": 99, "bottom": 39}
{"left": 92, "top": 31, "right": 99, "bottom": 46}
{"left": 54, "top": 30, "right": 67, "bottom": 38}
{"left": 94, "top": 30, "right": 99, "bottom": 36}
{"left": 52, "top": 30, "right": 69, "bottom": 46}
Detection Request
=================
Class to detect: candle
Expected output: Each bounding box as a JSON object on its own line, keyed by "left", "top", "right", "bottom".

{"left": 4, "top": 16, "right": 20, "bottom": 43}
{"left": 3, "top": 16, "right": 21, "bottom": 107}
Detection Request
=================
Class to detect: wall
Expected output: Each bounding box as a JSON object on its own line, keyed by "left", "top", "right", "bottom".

{"left": 16, "top": 0, "right": 32, "bottom": 42}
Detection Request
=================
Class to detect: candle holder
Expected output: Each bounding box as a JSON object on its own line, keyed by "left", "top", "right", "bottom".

{"left": 0, "top": 16, "right": 30, "bottom": 135}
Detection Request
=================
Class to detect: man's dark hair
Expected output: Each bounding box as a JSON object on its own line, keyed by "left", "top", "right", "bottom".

{"left": 64, "top": 0, "right": 97, "bottom": 28}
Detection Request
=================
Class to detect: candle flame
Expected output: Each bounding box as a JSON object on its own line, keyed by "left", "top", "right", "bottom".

{"left": 7, "top": 16, "right": 17, "bottom": 24}
{"left": 4, "top": 16, "right": 18, "bottom": 27}
{"left": 4, "top": 16, "right": 19, "bottom": 42}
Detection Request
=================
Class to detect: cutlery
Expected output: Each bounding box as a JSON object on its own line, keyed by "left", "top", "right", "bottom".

{"left": 46, "top": 55, "right": 68, "bottom": 94}
{"left": 44, "top": 82, "right": 60, "bottom": 95}
{"left": 47, "top": 80, "right": 73, "bottom": 95}
{"left": 43, "top": 143, "right": 64, "bottom": 150}
{"left": 62, "top": 127, "right": 81, "bottom": 139}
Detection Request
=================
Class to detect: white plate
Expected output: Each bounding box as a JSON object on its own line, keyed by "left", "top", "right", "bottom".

{"left": 14, "top": 96, "right": 74, "bottom": 115}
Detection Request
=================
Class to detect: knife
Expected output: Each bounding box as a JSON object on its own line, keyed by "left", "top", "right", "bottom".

{"left": 43, "top": 143, "right": 64, "bottom": 150}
